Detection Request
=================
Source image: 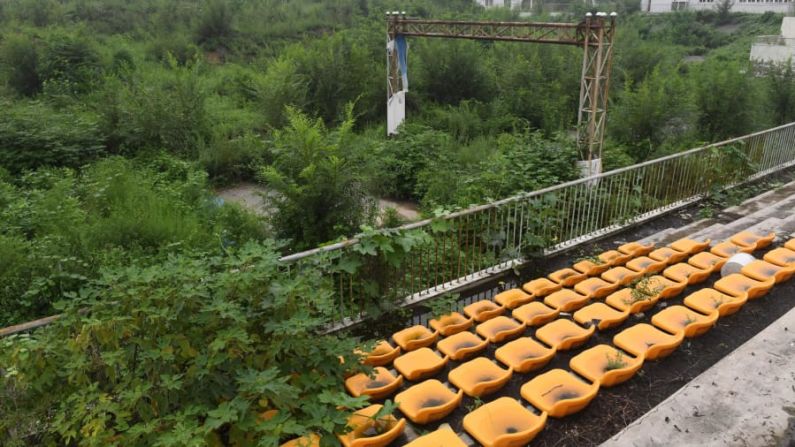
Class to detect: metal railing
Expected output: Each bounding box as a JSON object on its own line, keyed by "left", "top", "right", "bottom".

{"left": 3, "top": 122, "right": 795, "bottom": 336}
{"left": 281, "top": 122, "right": 795, "bottom": 328}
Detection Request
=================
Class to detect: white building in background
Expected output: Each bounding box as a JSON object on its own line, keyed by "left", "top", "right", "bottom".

{"left": 751, "top": 17, "right": 795, "bottom": 67}
{"left": 476, "top": 0, "right": 528, "bottom": 8}
{"left": 641, "top": 0, "right": 793, "bottom": 13}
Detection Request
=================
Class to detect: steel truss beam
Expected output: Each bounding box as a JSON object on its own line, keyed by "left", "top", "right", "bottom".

{"left": 386, "top": 12, "right": 617, "bottom": 164}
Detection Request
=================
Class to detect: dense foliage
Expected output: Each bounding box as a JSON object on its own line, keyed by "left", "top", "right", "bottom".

{"left": 1, "top": 242, "right": 373, "bottom": 446}
{"left": 1, "top": 0, "right": 795, "bottom": 445}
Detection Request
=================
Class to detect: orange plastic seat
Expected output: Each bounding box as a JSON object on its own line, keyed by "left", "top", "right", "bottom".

{"left": 512, "top": 302, "right": 559, "bottom": 327}
{"left": 714, "top": 273, "right": 775, "bottom": 300}
{"left": 688, "top": 251, "right": 728, "bottom": 271}
{"left": 599, "top": 249, "right": 632, "bottom": 266}
{"left": 544, "top": 289, "right": 590, "bottom": 312}
{"left": 741, "top": 259, "right": 795, "bottom": 283}
{"left": 548, "top": 268, "right": 587, "bottom": 287}
{"left": 684, "top": 288, "right": 746, "bottom": 317}
{"left": 494, "top": 289, "right": 534, "bottom": 309}
{"left": 404, "top": 426, "right": 467, "bottom": 447}
{"left": 520, "top": 369, "right": 599, "bottom": 418}
{"left": 601, "top": 266, "right": 643, "bottom": 286}
{"left": 569, "top": 344, "right": 643, "bottom": 387}
{"left": 535, "top": 319, "right": 595, "bottom": 351}
{"left": 361, "top": 341, "right": 401, "bottom": 367}
{"left": 448, "top": 357, "right": 512, "bottom": 397}
{"left": 786, "top": 239, "right": 795, "bottom": 251}
{"left": 663, "top": 263, "right": 711, "bottom": 285}
{"left": 476, "top": 316, "right": 526, "bottom": 343}
{"left": 625, "top": 256, "right": 667, "bottom": 275}
{"left": 618, "top": 241, "right": 655, "bottom": 257}
{"left": 281, "top": 434, "right": 320, "bottom": 447}
{"left": 495, "top": 337, "right": 556, "bottom": 373}
{"left": 574, "top": 277, "right": 619, "bottom": 299}
{"left": 429, "top": 312, "right": 473, "bottom": 337}
{"left": 522, "top": 278, "right": 562, "bottom": 297}
{"left": 337, "top": 404, "right": 406, "bottom": 447}
{"left": 393, "top": 348, "right": 448, "bottom": 381}
{"left": 669, "top": 238, "right": 711, "bottom": 255}
{"left": 463, "top": 397, "right": 547, "bottom": 447}
{"left": 345, "top": 367, "right": 403, "bottom": 399}
{"left": 710, "top": 241, "right": 753, "bottom": 258}
{"left": 730, "top": 230, "right": 775, "bottom": 250}
{"left": 604, "top": 288, "right": 657, "bottom": 314}
{"left": 572, "top": 258, "right": 610, "bottom": 276}
{"left": 573, "top": 302, "right": 629, "bottom": 330}
{"left": 764, "top": 247, "right": 795, "bottom": 268}
{"left": 464, "top": 300, "right": 505, "bottom": 322}
{"left": 394, "top": 380, "right": 463, "bottom": 424}
{"left": 613, "top": 323, "right": 684, "bottom": 360}
{"left": 393, "top": 325, "right": 438, "bottom": 351}
{"left": 651, "top": 305, "right": 718, "bottom": 338}
{"left": 436, "top": 331, "right": 488, "bottom": 361}
{"left": 645, "top": 275, "right": 687, "bottom": 299}
{"left": 648, "top": 247, "right": 688, "bottom": 265}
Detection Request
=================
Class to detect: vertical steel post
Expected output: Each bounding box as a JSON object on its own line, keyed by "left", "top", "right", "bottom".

{"left": 576, "top": 13, "right": 617, "bottom": 171}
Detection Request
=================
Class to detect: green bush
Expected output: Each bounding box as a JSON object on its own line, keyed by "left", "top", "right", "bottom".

{"left": 0, "top": 242, "right": 371, "bottom": 446}
{"left": 102, "top": 63, "right": 210, "bottom": 156}
{"left": 196, "top": 0, "right": 235, "bottom": 46}
{"left": 0, "top": 156, "right": 268, "bottom": 326}
{"left": 0, "top": 100, "right": 104, "bottom": 172}
{"left": 0, "top": 34, "right": 41, "bottom": 96}
{"left": 259, "top": 106, "right": 376, "bottom": 249}
{"left": 39, "top": 31, "right": 104, "bottom": 95}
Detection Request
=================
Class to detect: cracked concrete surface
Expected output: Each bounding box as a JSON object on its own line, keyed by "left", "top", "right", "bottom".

{"left": 601, "top": 305, "right": 795, "bottom": 447}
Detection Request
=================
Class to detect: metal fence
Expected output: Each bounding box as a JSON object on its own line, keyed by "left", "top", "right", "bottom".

{"left": 3, "top": 123, "right": 795, "bottom": 337}
{"left": 281, "top": 122, "right": 795, "bottom": 328}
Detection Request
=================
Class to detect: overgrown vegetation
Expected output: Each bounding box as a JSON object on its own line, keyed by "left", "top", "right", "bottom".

{"left": 0, "top": 0, "right": 794, "bottom": 444}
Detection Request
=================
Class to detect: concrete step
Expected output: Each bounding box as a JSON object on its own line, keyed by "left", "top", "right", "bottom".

{"left": 661, "top": 218, "right": 719, "bottom": 245}
{"left": 601, "top": 304, "right": 795, "bottom": 447}
{"left": 685, "top": 223, "right": 725, "bottom": 244}
{"left": 709, "top": 217, "right": 782, "bottom": 242}
{"left": 638, "top": 227, "right": 677, "bottom": 245}
{"left": 722, "top": 178, "right": 795, "bottom": 215}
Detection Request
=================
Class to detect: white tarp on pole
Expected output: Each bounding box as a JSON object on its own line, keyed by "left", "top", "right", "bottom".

{"left": 387, "top": 90, "right": 405, "bottom": 135}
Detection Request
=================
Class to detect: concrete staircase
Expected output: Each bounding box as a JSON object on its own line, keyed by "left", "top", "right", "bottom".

{"left": 602, "top": 179, "right": 795, "bottom": 447}
{"left": 638, "top": 179, "right": 795, "bottom": 247}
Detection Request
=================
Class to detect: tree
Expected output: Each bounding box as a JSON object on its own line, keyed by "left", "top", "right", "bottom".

{"left": 765, "top": 62, "right": 795, "bottom": 126}
{"left": 260, "top": 106, "right": 376, "bottom": 250}
{"left": 694, "top": 60, "right": 759, "bottom": 141}
{"left": 0, "top": 34, "right": 41, "bottom": 97}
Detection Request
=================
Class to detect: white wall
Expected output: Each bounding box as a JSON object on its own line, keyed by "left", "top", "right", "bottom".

{"left": 642, "top": 0, "right": 793, "bottom": 13}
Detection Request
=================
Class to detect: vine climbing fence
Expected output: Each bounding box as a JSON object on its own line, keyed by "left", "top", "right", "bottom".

{"left": 279, "top": 121, "right": 795, "bottom": 327}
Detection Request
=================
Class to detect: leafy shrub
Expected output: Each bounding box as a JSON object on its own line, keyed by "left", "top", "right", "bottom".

{"left": 39, "top": 31, "right": 104, "bottom": 95}
{"left": 146, "top": 34, "right": 202, "bottom": 66}
{"left": 377, "top": 123, "right": 453, "bottom": 201}
{"left": 103, "top": 63, "right": 210, "bottom": 156}
{"left": 260, "top": 106, "right": 376, "bottom": 249}
{"left": 256, "top": 57, "right": 309, "bottom": 129}
{"left": 0, "top": 242, "right": 371, "bottom": 446}
{"left": 196, "top": 0, "right": 235, "bottom": 46}
{"left": 0, "top": 34, "right": 41, "bottom": 96}
{"left": 0, "top": 156, "right": 268, "bottom": 326}
{"left": 0, "top": 100, "right": 104, "bottom": 172}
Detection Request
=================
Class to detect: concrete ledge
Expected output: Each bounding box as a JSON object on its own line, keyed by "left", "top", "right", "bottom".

{"left": 601, "top": 305, "right": 795, "bottom": 447}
